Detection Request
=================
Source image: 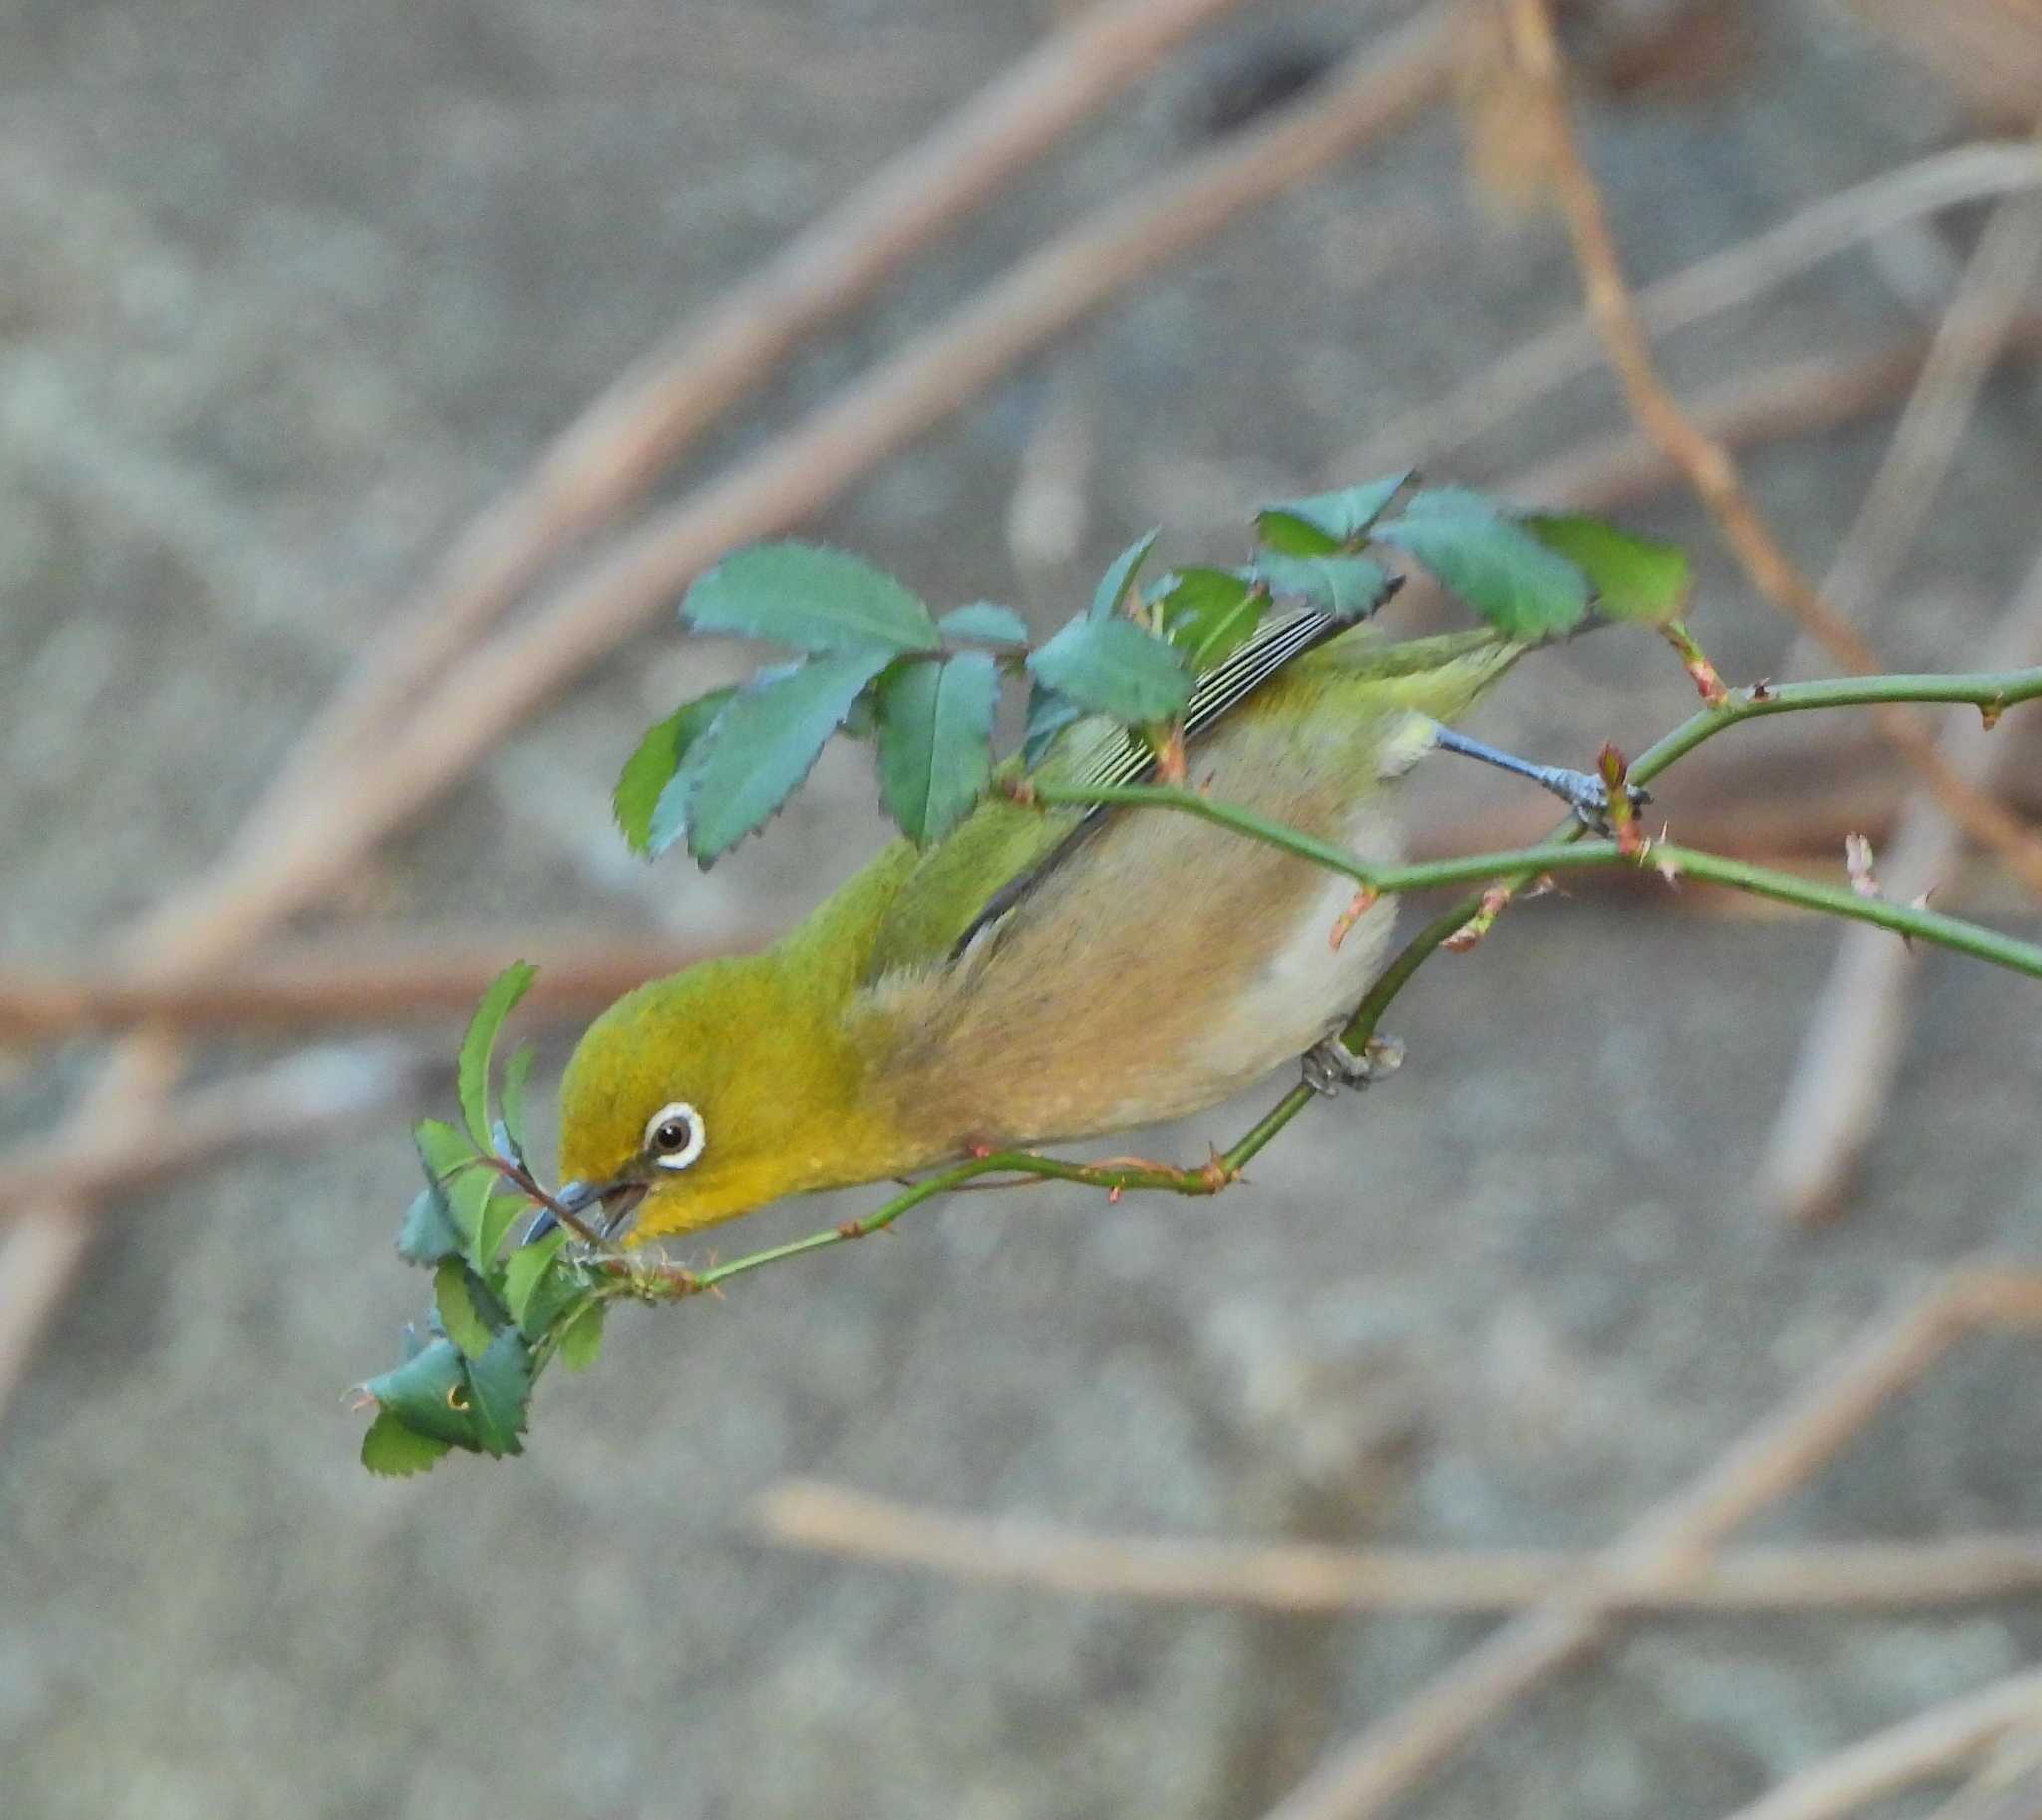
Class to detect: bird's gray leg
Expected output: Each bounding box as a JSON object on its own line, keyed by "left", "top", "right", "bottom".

{"left": 1431, "top": 725, "right": 1649, "bottom": 831}
{"left": 1302, "top": 1033, "right": 1406, "bottom": 1097}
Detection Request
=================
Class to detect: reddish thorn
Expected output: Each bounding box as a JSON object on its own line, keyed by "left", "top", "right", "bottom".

{"left": 1107, "top": 1186, "right": 1123, "bottom": 1205}
{"left": 1328, "top": 885, "right": 1379, "bottom": 951}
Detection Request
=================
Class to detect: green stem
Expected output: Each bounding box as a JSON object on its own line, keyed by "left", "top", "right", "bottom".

{"left": 608, "top": 663, "right": 2042, "bottom": 1310}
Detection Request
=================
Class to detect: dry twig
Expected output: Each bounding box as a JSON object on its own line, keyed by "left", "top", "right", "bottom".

{"left": 1511, "top": 318, "right": 2042, "bottom": 514}
{"left": 1342, "top": 142, "right": 2042, "bottom": 478}
{"left": 1498, "top": 0, "right": 2042, "bottom": 894}
{"left": 1718, "top": 1667, "right": 2042, "bottom": 1820}
{"left": 2, "top": 1044, "right": 434, "bottom": 1215}
{"left": 225, "top": 0, "right": 1260, "bottom": 846}
{"left": 0, "top": 8, "right": 1460, "bottom": 1421}
{"left": 1759, "top": 546, "right": 2042, "bottom": 1224}
{"left": 0, "top": 935, "right": 707, "bottom": 1044}
{"left": 1257, "top": 1264, "right": 2042, "bottom": 1820}
{"left": 758, "top": 1479, "right": 2042, "bottom": 1615}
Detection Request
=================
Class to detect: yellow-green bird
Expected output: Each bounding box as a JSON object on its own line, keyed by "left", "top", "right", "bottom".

{"left": 548, "top": 610, "right": 1612, "bottom": 1243}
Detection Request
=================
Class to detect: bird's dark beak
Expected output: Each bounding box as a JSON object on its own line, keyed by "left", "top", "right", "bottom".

{"left": 521, "top": 1176, "right": 648, "bottom": 1247}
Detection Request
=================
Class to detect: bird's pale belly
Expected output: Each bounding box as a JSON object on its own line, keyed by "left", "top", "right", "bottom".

{"left": 869, "top": 708, "right": 1428, "bottom": 1153}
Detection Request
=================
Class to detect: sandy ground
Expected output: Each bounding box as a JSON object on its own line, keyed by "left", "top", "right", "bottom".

{"left": 2, "top": 3, "right": 2039, "bottom": 1817}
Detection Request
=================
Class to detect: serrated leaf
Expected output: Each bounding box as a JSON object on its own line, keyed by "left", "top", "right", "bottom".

{"left": 1257, "top": 472, "right": 1412, "bottom": 554}
{"left": 1021, "top": 681, "right": 1082, "bottom": 770}
{"left": 558, "top": 1301, "right": 607, "bottom": 1373}
{"left": 434, "top": 1258, "right": 496, "bottom": 1359}
{"left": 1521, "top": 514, "right": 1689, "bottom": 625}
{"left": 613, "top": 688, "right": 735, "bottom": 856}
{"left": 457, "top": 962, "right": 535, "bottom": 1151}
{"left": 414, "top": 1118, "right": 477, "bottom": 1185}
{"left": 937, "top": 601, "right": 1030, "bottom": 647}
{"left": 446, "top": 1165, "right": 491, "bottom": 1247}
{"left": 683, "top": 542, "right": 939, "bottom": 654}
{"left": 1156, "top": 568, "right": 1262, "bottom": 671}
{"left": 655, "top": 650, "right": 894, "bottom": 864}
{"left": 519, "top": 1259, "right": 596, "bottom": 1343}
{"left": 498, "top": 1042, "right": 536, "bottom": 1166}
{"left": 1089, "top": 529, "right": 1161, "bottom": 621}
{"left": 1373, "top": 495, "right": 1590, "bottom": 639}
{"left": 360, "top": 1410, "right": 453, "bottom": 1478}
{"left": 364, "top": 1338, "right": 480, "bottom": 1450}
{"left": 1250, "top": 553, "right": 1393, "bottom": 622}
{"left": 502, "top": 1227, "right": 567, "bottom": 1326}
{"left": 473, "top": 1186, "right": 533, "bottom": 1273}
{"left": 875, "top": 651, "right": 1000, "bottom": 845}
{"left": 1027, "top": 616, "right": 1191, "bottom": 724}
{"left": 396, "top": 1184, "right": 464, "bottom": 1267}
{"left": 465, "top": 1330, "right": 532, "bottom": 1458}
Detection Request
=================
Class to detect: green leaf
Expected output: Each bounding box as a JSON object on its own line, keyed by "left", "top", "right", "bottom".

{"left": 558, "top": 1301, "right": 607, "bottom": 1373}
{"left": 1256, "top": 472, "right": 1411, "bottom": 554}
{"left": 1021, "top": 681, "right": 1082, "bottom": 769}
{"left": 1027, "top": 616, "right": 1191, "bottom": 724}
{"left": 613, "top": 688, "right": 735, "bottom": 856}
{"left": 360, "top": 1410, "right": 453, "bottom": 1478}
{"left": 937, "top": 601, "right": 1030, "bottom": 647}
{"left": 1373, "top": 493, "right": 1590, "bottom": 639}
{"left": 519, "top": 1259, "right": 596, "bottom": 1343}
{"left": 1249, "top": 553, "right": 1393, "bottom": 622}
{"left": 414, "top": 1118, "right": 477, "bottom": 1185}
{"left": 683, "top": 542, "right": 940, "bottom": 654}
{"left": 657, "top": 650, "right": 895, "bottom": 864}
{"left": 1521, "top": 514, "right": 1689, "bottom": 625}
{"left": 446, "top": 1165, "right": 492, "bottom": 1248}
{"left": 874, "top": 651, "right": 1000, "bottom": 845}
{"left": 498, "top": 1041, "right": 536, "bottom": 1162}
{"left": 434, "top": 1258, "right": 497, "bottom": 1359}
{"left": 396, "top": 1184, "right": 464, "bottom": 1267}
{"left": 1089, "top": 529, "right": 1161, "bottom": 621}
{"left": 465, "top": 1330, "right": 533, "bottom": 1458}
{"left": 502, "top": 1227, "right": 567, "bottom": 1326}
{"left": 474, "top": 1186, "right": 532, "bottom": 1273}
{"left": 364, "top": 1338, "right": 480, "bottom": 1450}
{"left": 1156, "top": 568, "right": 1262, "bottom": 671}
{"left": 457, "top": 962, "right": 536, "bottom": 1151}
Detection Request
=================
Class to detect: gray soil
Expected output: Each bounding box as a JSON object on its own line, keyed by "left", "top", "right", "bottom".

{"left": 2, "top": 3, "right": 2038, "bottom": 1818}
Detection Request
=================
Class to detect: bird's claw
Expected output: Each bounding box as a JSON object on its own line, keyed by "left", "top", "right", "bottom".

{"left": 1302, "top": 1033, "right": 1406, "bottom": 1097}
{"left": 1553, "top": 769, "right": 1651, "bottom": 836}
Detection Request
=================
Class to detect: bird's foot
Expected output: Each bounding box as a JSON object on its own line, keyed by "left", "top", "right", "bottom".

{"left": 1301, "top": 1033, "right": 1405, "bottom": 1097}
{"left": 1543, "top": 767, "right": 1652, "bottom": 835}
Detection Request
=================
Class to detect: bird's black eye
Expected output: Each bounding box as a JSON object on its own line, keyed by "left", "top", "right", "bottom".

{"left": 641, "top": 1100, "right": 706, "bottom": 1172}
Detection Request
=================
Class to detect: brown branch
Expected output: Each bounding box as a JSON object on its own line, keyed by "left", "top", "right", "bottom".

{"left": 1809, "top": 157, "right": 2042, "bottom": 662}
{"left": 133, "top": 7, "right": 1462, "bottom": 968}
{"left": 221, "top": 0, "right": 1260, "bottom": 855}
{"left": 1257, "top": 1264, "right": 2042, "bottom": 1820}
{"left": 1717, "top": 1667, "right": 2042, "bottom": 1820}
{"left": 0, "top": 934, "right": 711, "bottom": 1044}
{"left": 2, "top": 1043, "right": 435, "bottom": 1215}
{"left": 1501, "top": 0, "right": 2042, "bottom": 898}
{"left": 0, "top": 9, "right": 1459, "bottom": 1423}
{"left": 1341, "top": 141, "right": 2042, "bottom": 480}
{"left": 757, "top": 1480, "right": 2042, "bottom": 1615}
{"left": 1509, "top": 317, "right": 2042, "bottom": 515}
{"left": 1759, "top": 545, "right": 2042, "bottom": 1224}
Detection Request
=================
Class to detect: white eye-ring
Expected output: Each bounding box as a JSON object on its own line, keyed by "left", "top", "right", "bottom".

{"left": 642, "top": 1101, "right": 706, "bottom": 1172}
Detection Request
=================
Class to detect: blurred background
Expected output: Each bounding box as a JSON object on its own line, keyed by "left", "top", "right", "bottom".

{"left": 3, "top": 1, "right": 2041, "bottom": 1816}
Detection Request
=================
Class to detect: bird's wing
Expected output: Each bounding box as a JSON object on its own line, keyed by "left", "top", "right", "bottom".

{"left": 860, "top": 600, "right": 1390, "bottom": 981}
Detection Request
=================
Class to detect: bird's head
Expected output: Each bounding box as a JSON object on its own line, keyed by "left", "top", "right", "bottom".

{"left": 552, "top": 954, "right": 896, "bottom": 1242}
